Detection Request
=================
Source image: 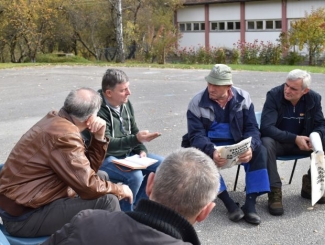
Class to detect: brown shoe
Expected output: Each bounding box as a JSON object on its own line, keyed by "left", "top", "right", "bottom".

{"left": 268, "top": 187, "right": 284, "bottom": 215}
{"left": 301, "top": 174, "right": 325, "bottom": 204}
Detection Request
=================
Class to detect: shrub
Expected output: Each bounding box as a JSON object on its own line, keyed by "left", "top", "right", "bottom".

{"left": 283, "top": 51, "right": 305, "bottom": 65}
{"left": 36, "top": 53, "right": 90, "bottom": 63}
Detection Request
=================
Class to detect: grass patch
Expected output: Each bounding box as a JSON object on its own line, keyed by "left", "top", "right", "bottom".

{"left": 36, "top": 53, "right": 91, "bottom": 63}
{"left": 0, "top": 60, "right": 324, "bottom": 74}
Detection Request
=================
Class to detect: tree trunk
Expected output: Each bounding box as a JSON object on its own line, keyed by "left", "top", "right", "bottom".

{"left": 115, "top": 0, "right": 125, "bottom": 63}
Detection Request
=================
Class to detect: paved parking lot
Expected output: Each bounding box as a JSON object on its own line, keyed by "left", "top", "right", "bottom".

{"left": 1, "top": 66, "right": 325, "bottom": 244}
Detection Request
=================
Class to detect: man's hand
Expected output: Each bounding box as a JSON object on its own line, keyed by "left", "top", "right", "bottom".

{"left": 212, "top": 150, "right": 227, "bottom": 168}
{"left": 120, "top": 184, "right": 133, "bottom": 204}
{"left": 136, "top": 130, "right": 161, "bottom": 143}
{"left": 86, "top": 115, "right": 106, "bottom": 141}
{"left": 295, "top": 135, "right": 312, "bottom": 151}
{"left": 238, "top": 147, "right": 253, "bottom": 163}
{"left": 139, "top": 151, "right": 147, "bottom": 158}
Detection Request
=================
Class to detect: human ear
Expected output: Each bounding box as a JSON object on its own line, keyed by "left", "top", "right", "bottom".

{"left": 145, "top": 173, "right": 155, "bottom": 197}
{"left": 195, "top": 202, "right": 215, "bottom": 223}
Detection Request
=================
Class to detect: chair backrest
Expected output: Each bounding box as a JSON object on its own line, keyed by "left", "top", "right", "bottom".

{"left": 255, "top": 111, "right": 262, "bottom": 129}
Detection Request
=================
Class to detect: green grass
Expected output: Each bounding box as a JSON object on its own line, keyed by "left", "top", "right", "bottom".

{"left": 0, "top": 59, "right": 324, "bottom": 74}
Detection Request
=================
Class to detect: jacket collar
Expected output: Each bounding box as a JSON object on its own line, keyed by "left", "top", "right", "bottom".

{"left": 199, "top": 87, "right": 244, "bottom": 109}
{"left": 127, "top": 199, "right": 201, "bottom": 245}
{"left": 58, "top": 108, "right": 75, "bottom": 125}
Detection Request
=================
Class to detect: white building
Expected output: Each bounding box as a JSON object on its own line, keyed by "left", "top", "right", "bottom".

{"left": 177, "top": 0, "right": 325, "bottom": 51}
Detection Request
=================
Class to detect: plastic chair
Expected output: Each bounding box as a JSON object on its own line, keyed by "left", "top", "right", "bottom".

{"left": 0, "top": 224, "right": 49, "bottom": 245}
{"left": 233, "top": 112, "right": 309, "bottom": 191}
{"left": 0, "top": 164, "right": 50, "bottom": 244}
{"left": 0, "top": 228, "right": 10, "bottom": 245}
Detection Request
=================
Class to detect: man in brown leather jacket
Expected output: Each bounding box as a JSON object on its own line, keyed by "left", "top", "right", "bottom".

{"left": 0, "top": 87, "right": 133, "bottom": 237}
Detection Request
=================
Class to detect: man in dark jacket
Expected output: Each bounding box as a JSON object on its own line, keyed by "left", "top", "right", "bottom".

{"left": 260, "top": 69, "right": 325, "bottom": 216}
{"left": 183, "top": 64, "right": 269, "bottom": 225}
{"left": 0, "top": 87, "right": 132, "bottom": 237}
{"left": 96, "top": 69, "right": 164, "bottom": 212}
{"left": 42, "top": 147, "right": 220, "bottom": 245}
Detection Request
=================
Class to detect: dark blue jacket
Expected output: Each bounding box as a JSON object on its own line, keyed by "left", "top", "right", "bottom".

{"left": 186, "top": 87, "right": 261, "bottom": 159}
{"left": 260, "top": 84, "right": 325, "bottom": 143}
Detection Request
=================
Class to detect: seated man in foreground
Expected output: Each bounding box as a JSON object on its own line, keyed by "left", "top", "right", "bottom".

{"left": 183, "top": 64, "right": 269, "bottom": 225}
{"left": 42, "top": 147, "right": 220, "bottom": 245}
{"left": 0, "top": 87, "right": 132, "bottom": 237}
{"left": 260, "top": 69, "right": 325, "bottom": 216}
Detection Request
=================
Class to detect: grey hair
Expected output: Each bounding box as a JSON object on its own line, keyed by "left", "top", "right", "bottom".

{"left": 102, "top": 69, "right": 129, "bottom": 92}
{"left": 151, "top": 147, "right": 220, "bottom": 219}
{"left": 63, "top": 87, "right": 102, "bottom": 122}
{"left": 286, "top": 69, "right": 311, "bottom": 89}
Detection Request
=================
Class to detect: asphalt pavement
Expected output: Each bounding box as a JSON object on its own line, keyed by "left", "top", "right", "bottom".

{"left": 1, "top": 65, "right": 325, "bottom": 245}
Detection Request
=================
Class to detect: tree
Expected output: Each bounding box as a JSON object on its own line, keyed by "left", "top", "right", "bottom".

{"left": 0, "top": 0, "right": 61, "bottom": 62}
{"left": 287, "top": 7, "right": 325, "bottom": 65}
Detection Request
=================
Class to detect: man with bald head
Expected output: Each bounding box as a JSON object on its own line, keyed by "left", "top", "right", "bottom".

{"left": 0, "top": 87, "right": 132, "bottom": 237}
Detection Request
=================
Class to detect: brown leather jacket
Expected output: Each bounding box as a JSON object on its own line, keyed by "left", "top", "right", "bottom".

{"left": 0, "top": 109, "right": 124, "bottom": 216}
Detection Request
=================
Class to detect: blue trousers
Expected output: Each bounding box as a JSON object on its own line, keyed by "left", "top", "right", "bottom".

{"left": 219, "top": 144, "right": 270, "bottom": 195}
{"left": 100, "top": 153, "right": 163, "bottom": 211}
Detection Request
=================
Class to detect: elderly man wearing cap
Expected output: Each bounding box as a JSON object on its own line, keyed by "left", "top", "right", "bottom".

{"left": 182, "top": 64, "right": 270, "bottom": 225}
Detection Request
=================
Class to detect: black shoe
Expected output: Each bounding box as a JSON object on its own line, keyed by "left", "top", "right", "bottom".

{"left": 228, "top": 207, "right": 244, "bottom": 222}
{"left": 241, "top": 207, "right": 261, "bottom": 225}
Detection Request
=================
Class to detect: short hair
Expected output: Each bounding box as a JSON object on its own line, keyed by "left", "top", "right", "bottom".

{"left": 101, "top": 69, "right": 129, "bottom": 92}
{"left": 151, "top": 147, "right": 220, "bottom": 219}
{"left": 63, "top": 87, "right": 102, "bottom": 122}
{"left": 286, "top": 69, "right": 311, "bottom": 89}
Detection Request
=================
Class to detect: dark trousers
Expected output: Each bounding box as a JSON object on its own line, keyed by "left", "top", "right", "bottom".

{"left": 3, "top": 171, "right": 120, "bottom": 237}
{"left": 261, "top": 137, "right": 315, "bottom": 188}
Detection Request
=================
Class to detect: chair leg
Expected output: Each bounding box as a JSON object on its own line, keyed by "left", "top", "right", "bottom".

{"left": 289, "top": 159, "right": 298, "bottom": 184}
{"left": 234, "top": 165, "right": 241, "bottom": 191}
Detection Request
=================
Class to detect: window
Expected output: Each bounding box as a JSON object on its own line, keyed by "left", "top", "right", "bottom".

{"left": 210, "top": 21, "right": 240, "bottom": 31}
{"left": 211, "top": 23, "right": 218, "bottom": 30}
{"left": 186, "top": 23, "right": 192, "bottom": 31}
{"left": 256, "top": 21, "right": 263, "bottom": 29}
{"left": 275, "top": 20, "right": 282, "bottom": 29}
{"left": 178, "top": 22, "right": 205, "bottom": 32}
{"left": 247, "top": 21, "right": 255, "bottom": 30}
{"left": 179, "top": 23, "right": 185, "bottom": 31}
{"left": 247, "top": 20, "right": 282, "bottom": 30}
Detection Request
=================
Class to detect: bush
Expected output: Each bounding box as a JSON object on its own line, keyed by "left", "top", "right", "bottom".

{"left": 283, "top": 51, "right": 305, "bottom": 65}
{"left": 36, "top": 53, "right": 90, "bottom": 63}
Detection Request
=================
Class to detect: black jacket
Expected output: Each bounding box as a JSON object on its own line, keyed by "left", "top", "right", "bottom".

{"left": 260, "top": 84, "right": 325, "bottom": 143}
{"left": 42, "top": 199, "right": 200, "bottom": 245}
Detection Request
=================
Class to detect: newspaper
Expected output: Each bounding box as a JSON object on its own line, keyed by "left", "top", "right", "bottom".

{"left": 214, "top": 137, "right": 252, "bottom": 170}
{"left": 311, "top": 151, "right": 325, "bottom": 206}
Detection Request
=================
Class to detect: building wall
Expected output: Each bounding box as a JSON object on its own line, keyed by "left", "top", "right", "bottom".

{"left": 177, "top": 0, "right": 325, "bottom": 50}
{"left": 287, "top": 0, "right": 325, "bottom": 18}
{"left": 177, "top": 5, "right": 205, "bottom": 22}
{"left": 210, "top": 3, "right": 240, "bottom": 20}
